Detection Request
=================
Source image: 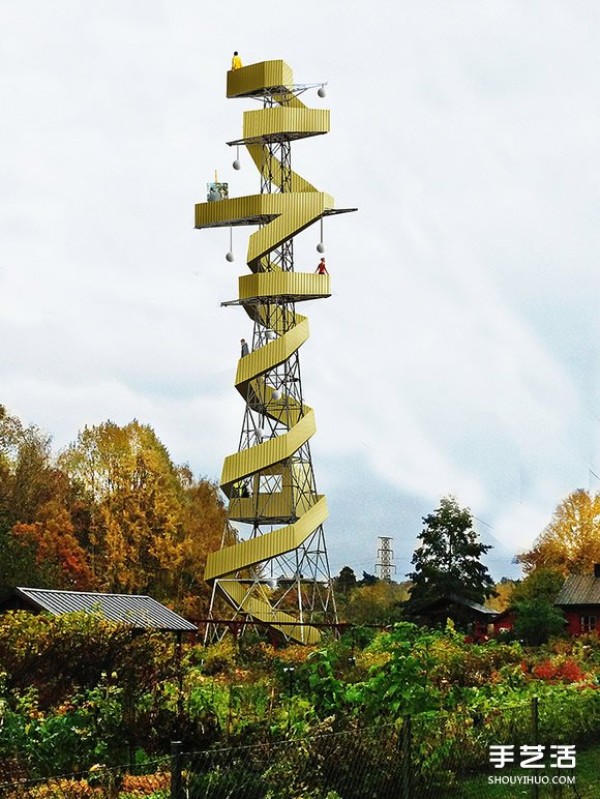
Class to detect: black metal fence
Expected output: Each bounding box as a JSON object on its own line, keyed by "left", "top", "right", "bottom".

{"left": 1, "top": 700, "right": 596, "bottom": 799}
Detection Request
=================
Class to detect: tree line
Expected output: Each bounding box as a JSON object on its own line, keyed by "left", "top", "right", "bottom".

{"left": 334, "top": 489, "right": 600, "bottom": 639}
{"left": 2, "top": 401, "right": 599, "bottom": 627}
{"left": 0, "top": 404, "right": 234, "bottom": 617}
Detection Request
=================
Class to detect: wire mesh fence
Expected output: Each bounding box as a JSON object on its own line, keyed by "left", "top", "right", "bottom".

{"left": 1, "top": 700, "right": 597, "bottom": 799}
{"left": 181, "top": 724, "right": 403, "bottom": 799}
{"left": 0, "top": 757, "right": 171, "bottom": 799}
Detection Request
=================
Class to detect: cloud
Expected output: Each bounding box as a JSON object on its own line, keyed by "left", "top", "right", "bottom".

{"left": 2, "top": 1, "right": 600, "bottom": 572}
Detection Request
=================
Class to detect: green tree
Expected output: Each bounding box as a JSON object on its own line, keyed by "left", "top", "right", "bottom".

{"left": 513, "top": 598, "right": 566, "bottom": 646}
{"left": 359, "top": 571, "right": 378, "bottom": 587}
{"left": 510, "top": 567, "right": 564, "bottom": 604}
{"left": 334, "top": 566, "right": 357, "bottom": 595}
{"left": 405, "top": 496, "right": 495, "bottom": 616}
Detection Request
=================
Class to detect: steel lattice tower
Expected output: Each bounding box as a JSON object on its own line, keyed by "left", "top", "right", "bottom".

{"left": 375, "top": 537, "right": 396, "bottom": 582}
{"left": 195, "top": 60, "right": 355, "bottom": 644}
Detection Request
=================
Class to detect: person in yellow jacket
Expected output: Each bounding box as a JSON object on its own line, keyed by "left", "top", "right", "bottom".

{"left": 231, "top": 51, "right": 242, "bottom": 70}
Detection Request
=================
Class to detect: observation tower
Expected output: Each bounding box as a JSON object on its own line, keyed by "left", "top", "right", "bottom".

{"left": 195, "top": 60, "right": 355, "bottom": 644}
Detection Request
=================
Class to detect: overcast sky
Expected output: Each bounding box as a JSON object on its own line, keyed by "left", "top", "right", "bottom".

{"left": 2, "top": 1, "right": 600, "bottom": 580}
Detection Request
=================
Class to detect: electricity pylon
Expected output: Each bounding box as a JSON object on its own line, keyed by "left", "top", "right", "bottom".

{"left": 195, "top": 60, "right": 355, "bottom": 644}
{"left": 375, "top": 537, "right": 396, "bottom": 582}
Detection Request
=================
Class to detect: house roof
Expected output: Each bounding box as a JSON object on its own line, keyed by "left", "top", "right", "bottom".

{"left": 416, "top": 594, "right": 498, "bottom": 618}
{"left": 491, "top": 607, "right": 514, "bottom": 621}
{"left": 6, "top": 587, "right": 197, "bottom": 633}
{"left": 555, "top": 575, "right": 600, "bottom": 607}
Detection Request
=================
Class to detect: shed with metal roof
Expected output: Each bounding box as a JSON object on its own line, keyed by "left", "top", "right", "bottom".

{"left": 0, "top": 587, "right": 197, "bottom": 633}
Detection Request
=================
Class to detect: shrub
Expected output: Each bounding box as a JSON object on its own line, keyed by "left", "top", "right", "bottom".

{"left": 532, "top": 657, "right": 586, "bottom": 683}
{"left": 0, "top": 611, "right": 172, "bottom": 708}
{"left": 200, "top": 637, "right": 238, "bottom": 676}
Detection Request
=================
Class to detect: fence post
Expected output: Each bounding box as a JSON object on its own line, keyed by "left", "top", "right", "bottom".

{"left": 170, "top": 740, "right": 183, "bottom": 799}
{"left": 400, "top": 714, "right": 412, "bottom": 799}
{"left": 531, "top": 697, "right": 539, "bottom": 799}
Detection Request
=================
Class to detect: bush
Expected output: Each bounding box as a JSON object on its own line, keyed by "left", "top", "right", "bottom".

{"left": 0, "top": 611, "right": 173, "bottom": 708}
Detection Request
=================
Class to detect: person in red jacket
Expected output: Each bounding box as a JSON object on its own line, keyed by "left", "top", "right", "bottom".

{"left": 315, "top": 258, "right": 328, "bottom": 274}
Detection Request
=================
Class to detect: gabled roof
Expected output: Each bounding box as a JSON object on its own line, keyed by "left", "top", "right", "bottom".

{"left": 416, "top": 594, "right": 498, "bottom": 617}
{"left": 7, "top": 588, "right": 197, "bottom": 633}
{"left": 555, "top": 575, "right": 600, "bottom": 607}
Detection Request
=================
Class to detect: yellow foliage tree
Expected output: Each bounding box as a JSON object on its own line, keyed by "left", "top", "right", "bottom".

{"left": 486, "top": 579, "right": 517, "bottom": 611}
{"left": 60, "top": 420, "right": 232, "bottom": 612}
{"left": 516, "top": 489, "right": 600, "bottom": 576}
{"left": 61, "top": 420, "right": 184, "bottom": 593}
{"left": 342, "top": 580, "right": 410, "bottom": 624}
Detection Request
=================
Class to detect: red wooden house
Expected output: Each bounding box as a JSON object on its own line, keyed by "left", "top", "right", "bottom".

{"left": 554, "top": 565, "right": 600, "bottom": 636}
{"left": 491, "top": 608, "right": 515, "bottom": 636}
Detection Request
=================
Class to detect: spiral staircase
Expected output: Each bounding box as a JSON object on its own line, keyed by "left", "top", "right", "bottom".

{"left": 195, "top": 60, "right": 355, "bottom": 644}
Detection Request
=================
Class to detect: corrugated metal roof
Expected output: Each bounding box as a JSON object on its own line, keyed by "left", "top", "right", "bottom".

{"left": 554, "top": 575, "right": 600, "bottom": 606}
{"left": 14, "top": 588, "right": 197, "bottom": 632}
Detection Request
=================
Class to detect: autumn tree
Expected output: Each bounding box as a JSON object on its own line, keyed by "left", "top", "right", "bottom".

{"left": 516, "top": 489, "right": 600, "bottom": 576}
{"left": 486, "top": 578, "right": 518, "bottom": 612}
{"left": 174, "top": 477, "right": 235, "bottom": 617}
{"left": 60, "top": 420, "right": 189, "bottom": 595}
{"left": 11, "top": 500, "right": 96, "bottom": 590}
{"left": 405, "top": 496, "right": 495, "bottom": 616}
{"left": 60, "top": 419, "right": 233, "bottom": 612}
{"left": 342, "top": 580, "right": 410, "bottom": 624}
{"left": 0, "top": 405, "right": 87, "bottom": 593}
{"left": 0, "top": 404, "right": 57, "bottom": 530}
{"left": 1, "top": 409, "right": 233, "bottom": 613}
